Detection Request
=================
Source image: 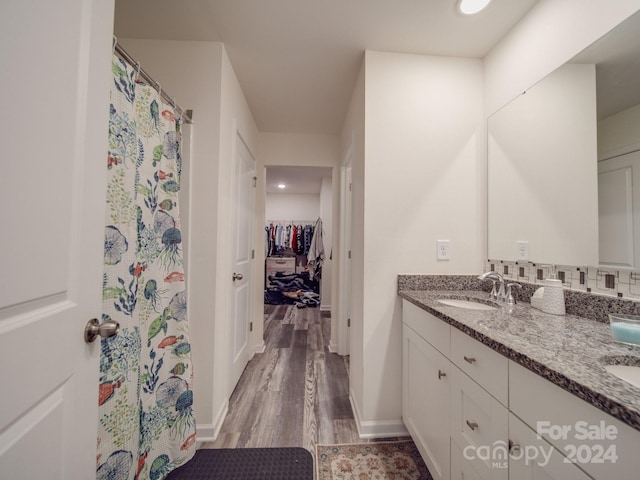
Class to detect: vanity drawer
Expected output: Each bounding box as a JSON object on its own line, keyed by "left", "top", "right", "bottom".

{"left": 451, "top": 327, "right": 508, "bottom": 406}
{"left": 510, "top": 360, "right": 640, "bottom": 480}
{"left": 450, "top": 365, "right": 508, "bottom": 480}
{"left": 402, "top": 300, "right": 450, "bottom": 356}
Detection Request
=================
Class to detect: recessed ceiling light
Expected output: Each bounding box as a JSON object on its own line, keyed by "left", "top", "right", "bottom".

{"left": 457, "top": 0, "right": 492, "bottom": 15}
{"left": 277, "top": 184, "right": 286, "bottom": 189}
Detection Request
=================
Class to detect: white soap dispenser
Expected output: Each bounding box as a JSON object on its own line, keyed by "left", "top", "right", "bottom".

{"left": 540, "top": 266, "right": 565, "bottom": 316}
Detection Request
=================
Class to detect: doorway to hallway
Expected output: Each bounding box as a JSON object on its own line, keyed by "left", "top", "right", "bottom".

{"left": 263, "top": 166, "right": 333, "bottom": 314}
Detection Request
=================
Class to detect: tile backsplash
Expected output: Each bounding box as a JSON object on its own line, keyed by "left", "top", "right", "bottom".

{"left": 486, "top": 259, "right": 640, "bottom": 300}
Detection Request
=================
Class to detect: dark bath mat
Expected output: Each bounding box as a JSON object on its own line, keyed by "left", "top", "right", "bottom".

{"left": 165, "top": 447, "right": 314, "bottom": 480}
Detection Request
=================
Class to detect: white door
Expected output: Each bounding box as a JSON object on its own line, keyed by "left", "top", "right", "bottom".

{"left": 229, "top": 133, "right": 256, "bottom": 390}
{"left": 598, "top": 148, "right": 640, "bottom": 269}
{"left": 0, "top": 1, "right": 114, "bottom": 478}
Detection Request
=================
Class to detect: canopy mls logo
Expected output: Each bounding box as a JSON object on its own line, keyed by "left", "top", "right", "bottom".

{"left": 463, "top": 420, "right": 619, "bottom": 468}
{"left": 463, "top": 440, "right": 552, "bottom": 469}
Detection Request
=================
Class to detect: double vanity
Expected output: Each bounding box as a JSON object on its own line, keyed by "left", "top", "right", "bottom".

{"left": 399, "top": 275, "right": 640, "bottom": 480}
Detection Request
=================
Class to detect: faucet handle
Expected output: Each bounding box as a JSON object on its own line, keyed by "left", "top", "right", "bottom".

{"left": 489, "top": 279, "right": 498, "bottom": 300}
{"left": 506, "top": 283, "right": 521, "bottom": 305}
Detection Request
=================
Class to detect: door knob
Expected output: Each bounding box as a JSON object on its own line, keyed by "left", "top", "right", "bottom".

{"left": 84, "top": 318, "right": 120, "bottom": 343}
{"left": 233, "top": 272, "right": 244, "bottom": 281}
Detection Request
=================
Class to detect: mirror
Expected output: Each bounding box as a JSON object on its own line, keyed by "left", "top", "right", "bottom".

{"left": 488, "top": 10, "right": 640, "bottom": 269}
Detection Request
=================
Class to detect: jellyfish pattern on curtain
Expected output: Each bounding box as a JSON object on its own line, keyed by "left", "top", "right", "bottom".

{"left": 96, "top": 56, "right": 196, "bottom": 480}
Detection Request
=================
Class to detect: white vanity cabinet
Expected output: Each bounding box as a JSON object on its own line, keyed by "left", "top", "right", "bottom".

{"left": 510, "top": 361, "right": 640, "bottom": 480}
{"left": 450, "top": 365, "right": 508, "bottom": 480}
{"left": 402, "top": 300, "right": 509, "bottom": 480}
{"left": 508, "top": 413, "right": 592, "bottom": 480}
{"left": 402, "top": 301, "right": 451, "bottom": 480}
{"left": 402, "top": 298, "right": 640, "bottom": 480}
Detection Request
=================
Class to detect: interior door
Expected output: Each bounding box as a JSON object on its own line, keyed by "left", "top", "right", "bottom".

{"left": 0, "top": 0, "right": 114, "bottom": 478}
{"left": 598, "top": 148, "right": 640, "bottom": 268}
{"left": 229, "top": 133, "right": 256, "bottom": 391}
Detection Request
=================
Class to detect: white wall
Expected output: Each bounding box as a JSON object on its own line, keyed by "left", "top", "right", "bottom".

{"left": 484, "top": 0, "right": 640, "bottom": 116}
{"left": 119, "top": 39, "right": 259, "bottom": 441}
{"left": 265, "top": 193, "right": 320, "bottom": 221}
{"left": 341, "top": 51, "right": 484, "bottom": 436}
{"left": 599, "top": 103, "right": 640, "bottom": 156}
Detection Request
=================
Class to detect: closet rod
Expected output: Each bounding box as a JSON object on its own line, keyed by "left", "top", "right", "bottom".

{"left": 113, "top": 38, "right": 193, "bottom": 125}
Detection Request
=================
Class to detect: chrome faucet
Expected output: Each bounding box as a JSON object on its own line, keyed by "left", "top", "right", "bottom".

{"left": 478, "top": 271, "right": 506, "bottom": 302}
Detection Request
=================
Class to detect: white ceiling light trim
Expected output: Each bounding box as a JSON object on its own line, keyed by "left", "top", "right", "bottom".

{"left": 457, "top": 0, "right": 493, "bottom": 15}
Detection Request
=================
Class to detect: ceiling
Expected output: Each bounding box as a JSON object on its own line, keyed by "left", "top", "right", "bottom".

{"left": 114, "top": 0, "right": 539, "bottom": 135}
{"left": 265, "top": 166, "right": 332, "bottom": 194}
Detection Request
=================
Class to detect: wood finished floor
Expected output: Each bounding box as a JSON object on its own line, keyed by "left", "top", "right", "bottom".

{"left": 203, "top": 304, "right": 361, "bottom": 452}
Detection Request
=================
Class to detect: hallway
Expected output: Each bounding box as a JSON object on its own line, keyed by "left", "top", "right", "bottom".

{"left": 204, "top": 305, "right": 360, "bottom": 451}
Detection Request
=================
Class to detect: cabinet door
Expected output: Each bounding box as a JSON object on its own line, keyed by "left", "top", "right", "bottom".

{"left": 510, "top": 361, "right": 639, "bottom": 479}
{"left": 509, "top": 414, "right": 592, "bottom": 480}
{"left": 451, "top": 366, "right": 508, "bottom": 480}
{"left": 452, "top": 440, "right": 485, "bottom": 480}
{"left": 403, "top": 325, "right": 450, "bottom": 480}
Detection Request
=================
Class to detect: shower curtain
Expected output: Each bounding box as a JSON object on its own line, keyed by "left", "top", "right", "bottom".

{"left": 96, "top": 56, "right": 196, "bottom": 480}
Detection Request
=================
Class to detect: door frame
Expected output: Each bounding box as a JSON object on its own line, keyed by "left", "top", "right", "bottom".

{"left": 336, "top": 142, "right": 354, "bottom": 356}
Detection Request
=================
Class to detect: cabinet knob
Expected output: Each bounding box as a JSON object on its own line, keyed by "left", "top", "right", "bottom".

{"left": 438, "top": 369, "right": 447, "bottom": 380}
{"left": 509, "top": 439, "right": 521, "bottom": 455}
{"left": 464, "top": 356, "right": 476, "bottom": 364}
{"left": 466, "top": 420, "right": 479, "bottom": 431}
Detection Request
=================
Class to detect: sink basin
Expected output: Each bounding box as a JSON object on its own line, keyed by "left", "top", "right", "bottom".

{"left": 601, "top": 356, "right": 640, "bottom": 389}
{"left": 437, "top": 298, "right": 497, "bottom": 311}
{"left": 604, "top": 365, "right": 640, "bottom": 389}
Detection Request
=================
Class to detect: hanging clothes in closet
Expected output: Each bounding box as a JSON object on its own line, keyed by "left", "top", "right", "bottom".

{"left": 265, "top": 220, "right": 315, "bottom": 257}
{"left": 264, "top": 220, "right": 319, "bottom": 307}
{"left": 307, "top": 217, "right": 325, "bottom": 280}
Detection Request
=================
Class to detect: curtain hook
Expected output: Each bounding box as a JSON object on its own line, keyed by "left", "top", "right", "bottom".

{"left": 135, "top": 62, "right": 141, "bottom": 83}
{"left": 157, "top": 82, "right": 162, "bottom": 98}
{"left": 112, "top": 35, "right": 117, "bottom": 54}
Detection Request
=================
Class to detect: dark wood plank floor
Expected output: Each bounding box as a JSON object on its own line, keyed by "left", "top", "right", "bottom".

{"left": 203, "top": 304, "right": 361, "bottom": 451}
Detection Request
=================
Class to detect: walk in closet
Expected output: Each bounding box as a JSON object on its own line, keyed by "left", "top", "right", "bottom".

{"left": 264, "top": 166, "right": 332, "bottom": 310}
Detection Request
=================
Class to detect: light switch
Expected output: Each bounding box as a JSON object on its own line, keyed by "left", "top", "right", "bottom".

{"left": 437, "top": 240, "right": 450, "bottom": 261}
{"left": 516, "top": 241, "right": 529, "bottom": 260}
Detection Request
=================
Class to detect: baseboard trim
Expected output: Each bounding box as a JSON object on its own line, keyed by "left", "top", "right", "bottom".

{"left": 253, "top": 341, "right": 266, "bottom": 354}
{"left": 320, "top": 304, "right": 331, "bottom": 312}
{"left": 349, "top": 389, "right": 409, "bottom": 439}
{"left": 328, "top": 341, "right": 339, "bottom": 353}
{"left": 195, "top": 424, "right": 216, "bottom": 443}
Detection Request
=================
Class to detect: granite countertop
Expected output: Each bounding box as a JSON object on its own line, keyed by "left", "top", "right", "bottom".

{"left": 398, "top": 289, "right": 640, "bottom": 433}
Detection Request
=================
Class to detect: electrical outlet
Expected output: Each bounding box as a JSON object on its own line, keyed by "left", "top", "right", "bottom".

{"left": 437, "top": 240, "right": 450, "bottom": 261}
{"left": 516, "top": 241, "right": 529, "bottom": 260}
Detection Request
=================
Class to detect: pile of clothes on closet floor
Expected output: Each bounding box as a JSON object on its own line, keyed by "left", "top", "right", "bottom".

{"left": 264, "top": 271, "right": 320, "bottom": 308}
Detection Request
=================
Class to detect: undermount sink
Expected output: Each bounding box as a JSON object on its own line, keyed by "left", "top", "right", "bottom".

{"left": 601, "top": 356, "right": 640, "bottom": 389}
{"left": 437, "top": 298, "right": 498, "bottom": 311}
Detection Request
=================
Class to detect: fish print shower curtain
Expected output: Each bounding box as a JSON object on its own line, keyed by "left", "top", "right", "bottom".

{"left": 96, "top": 56, "right": 196, "bottom": 480}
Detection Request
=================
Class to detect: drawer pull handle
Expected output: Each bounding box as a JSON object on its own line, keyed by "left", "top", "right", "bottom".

{"left": 466, "top": 420, "right": 478, "bottom": 431}
{"left": 464, "top": 356, "right": 476, "bottom": 364}
{"left": 508, "top": 439, "right": 521, "bottom": 455}
{"left": 438, "top": 370, "right": 447, "bottom": 380}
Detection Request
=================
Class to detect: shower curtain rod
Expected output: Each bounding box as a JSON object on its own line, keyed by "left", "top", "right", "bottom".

{"left": 114, "top": 38, "right": 193, "bottom": 124}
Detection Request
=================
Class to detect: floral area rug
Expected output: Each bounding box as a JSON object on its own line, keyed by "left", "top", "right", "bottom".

{"left": 316, "top": 440, "right": 433, "bottom": 480}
